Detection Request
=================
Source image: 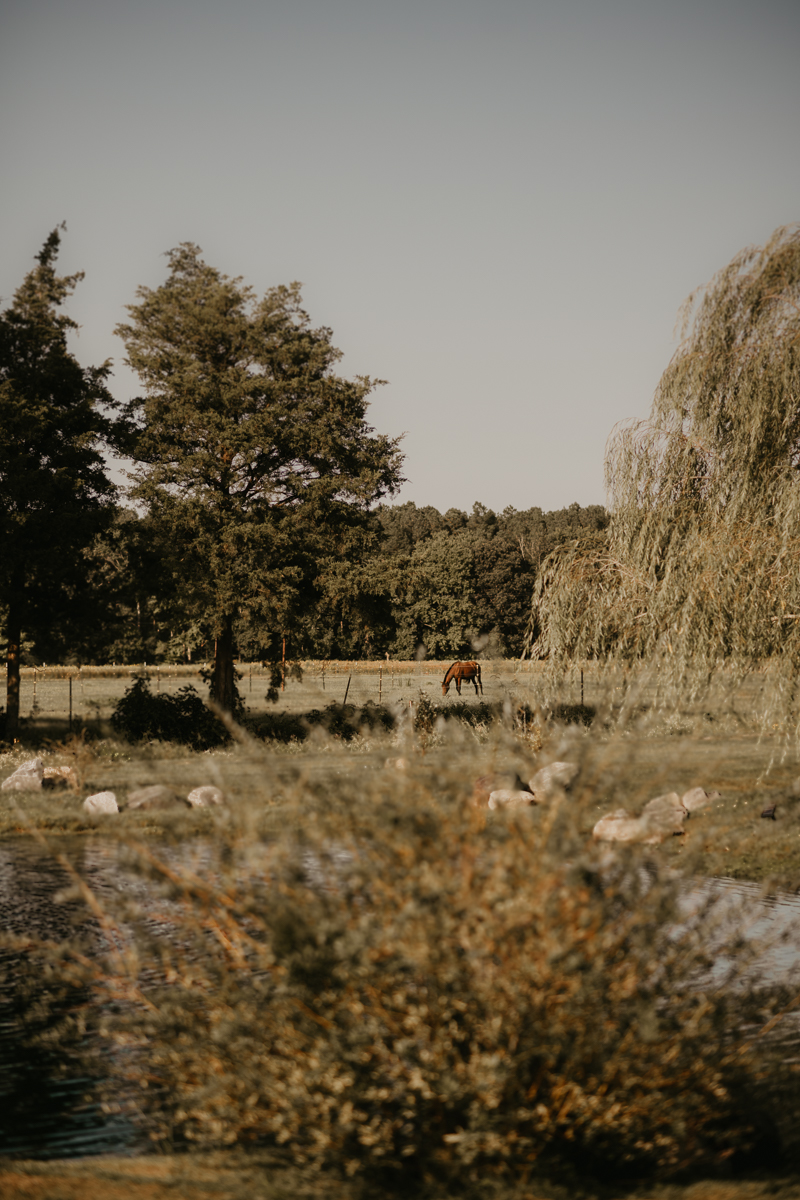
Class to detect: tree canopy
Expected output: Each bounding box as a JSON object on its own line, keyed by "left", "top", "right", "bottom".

{"left": 116, "top": 244, "right": 404, "bottom": 709}
{"left": 0, "top": 227, "right": 117, "bottom": 738}
{"left": 527, "top": 224, "right": 800, "bottom": 704}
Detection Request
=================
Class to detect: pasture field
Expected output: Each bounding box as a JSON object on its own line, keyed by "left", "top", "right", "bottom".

{"left": 2, "top": 658, "right": 570, "bottom": 729}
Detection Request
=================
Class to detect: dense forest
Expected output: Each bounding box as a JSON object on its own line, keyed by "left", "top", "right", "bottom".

{"left": 22, "top": 499, "right": 608, "bottom": 667}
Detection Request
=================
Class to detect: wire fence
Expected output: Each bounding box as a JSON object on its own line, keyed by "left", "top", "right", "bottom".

{"left": 1, "top": 659, "right": 571, "bottom": 728}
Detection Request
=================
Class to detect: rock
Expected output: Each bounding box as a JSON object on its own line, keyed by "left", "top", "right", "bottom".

{"left": 761, "top": 805, "right": 778, "bottom": 820}
{"left": 43, "top": 765, "right": 78, "bottom": 790}
{"left": 529, "top": 761, "right": 579, "bottom": 800}
{"left": 682, "top": 786, "right": 720, "bottom": 812}
{"left": 593, "top": 794, "right": 688, "bottom": 844}
{"left": 641, "top": 792, "right": 687, "bottom": 833}
{"left": 187, "top": 785, "right": 224, "bottom": 807}
{"left": 592, "top": 808, "right": 665, "bottom": 845}
{"left": 126, "top": 784, "right": 184, "bottom": 811}
{"left": 474, "top": 772, "right": 532, "bottom": 806}
{"left": 83, "top": 791, "right": 118, "bottom": 815}
{"left": 1, "top": 758, "right": 44, "bottom": 792}
{"left": 385, "top": 757, "right": 409, "bottom": 771}
{"left": 488, "top": 788, "right": 535, "bottom": 810}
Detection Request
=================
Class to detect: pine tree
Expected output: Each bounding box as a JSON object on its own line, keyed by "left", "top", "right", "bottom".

{"left": 116, "top": 244, "right": 403, "bottom": 712}
{"left": 0, "top": 227, "right": 117, "bottom": 739}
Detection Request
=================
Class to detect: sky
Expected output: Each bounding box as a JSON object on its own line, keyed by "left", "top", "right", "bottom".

{"left": 1, "top": 0, "right": 799, "bottom": 516}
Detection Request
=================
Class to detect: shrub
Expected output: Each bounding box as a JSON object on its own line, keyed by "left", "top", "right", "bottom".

{"left": 84, "top": 762, "right": 766, "bottom": 1187}
{"left": 109, "top": 675, "right": 230, "bottom": 749}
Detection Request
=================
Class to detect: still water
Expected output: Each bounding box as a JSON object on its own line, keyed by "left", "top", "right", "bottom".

{"left": 2, "top": 836, "right": 800, "bottom": 1159}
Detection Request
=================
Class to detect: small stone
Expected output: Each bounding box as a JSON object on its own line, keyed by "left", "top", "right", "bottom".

{"left": 187, "top": 785, "right": 224, "bottom": 808}
{"left": 529, "top": 761, "right": 578, "bottom": 799}
{"left": 126, "top": 784, "right": 183, "bottom": 811}
{"left": 1, "top": 758, "right": 44, "bottom": 792}
{"left": 761, "top": 805, "right": 778, "bottom": 820}
{"left": 83, "top": 791, "right": 118, "bottom": 815}
{"left": 384, "top": 757, "right": 409, "bottom": 772}
{"left": 488, "top": 789, "right": 534, "bottom": 810}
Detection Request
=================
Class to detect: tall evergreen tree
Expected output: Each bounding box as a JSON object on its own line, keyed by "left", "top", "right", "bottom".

{"left": 0, "top": 227, "right": 117, "bottom": 739}
{"left": 116, "top": 244, "right": 403, "bottom": 711}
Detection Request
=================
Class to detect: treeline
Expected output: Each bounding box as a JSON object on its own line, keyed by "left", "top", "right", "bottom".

{"left": 24, "top": 499, "right": 607, "bottom": 667}
{"left": 1, "top": 227, "right": 606, "bottom": 737}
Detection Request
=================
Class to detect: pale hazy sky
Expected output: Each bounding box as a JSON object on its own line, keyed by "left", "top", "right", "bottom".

{"left": 2, "top": 0, "right": 799, "bottom": 514}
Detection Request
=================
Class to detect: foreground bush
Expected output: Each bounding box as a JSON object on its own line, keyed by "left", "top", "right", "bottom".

{"left": 67, "top": 754, "right": 770, "bottom": 1189}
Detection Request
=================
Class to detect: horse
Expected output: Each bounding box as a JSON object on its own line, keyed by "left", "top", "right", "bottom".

{"left": 442, "top": 661, "right": 483, "bottom": 696}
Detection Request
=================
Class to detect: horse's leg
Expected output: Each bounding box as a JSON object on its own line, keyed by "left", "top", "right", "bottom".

{"left": 472, "top": 677, "right": 479, "bottom": 695}
{"left": 456, "top": 678, "right": 462, "bottom": 695}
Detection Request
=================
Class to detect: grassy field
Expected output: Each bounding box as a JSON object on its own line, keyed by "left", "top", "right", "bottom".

{"left": 2, "top": 658, "right": 598, "bottom": 729}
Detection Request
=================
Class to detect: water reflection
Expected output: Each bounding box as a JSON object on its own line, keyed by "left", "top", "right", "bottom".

{"left": 0, "top": 837, "right": 136, "bottom": 1158}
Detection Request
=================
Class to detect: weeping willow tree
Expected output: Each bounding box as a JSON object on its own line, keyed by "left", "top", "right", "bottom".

{"left": 527, "top": 224, "right": 800, "bottom": 706}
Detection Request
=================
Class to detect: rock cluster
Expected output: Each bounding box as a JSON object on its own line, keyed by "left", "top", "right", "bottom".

{"left": 485, "top": 761, "right": 580, "bottom": 810}
{"left": 593, "top": 787, "right": 721, "bottom": 844}
{"left": 0, "top": 758, "right": 226, "bottom": 816}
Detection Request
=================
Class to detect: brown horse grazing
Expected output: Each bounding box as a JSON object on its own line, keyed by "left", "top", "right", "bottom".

{"left": 442, "top": 661, "right": 483, "bottom": 696}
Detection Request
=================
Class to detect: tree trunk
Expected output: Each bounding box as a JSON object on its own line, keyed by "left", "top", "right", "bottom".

{"left": 4, "top": 596, "right": 22, "bottom": 742}
{"left": 210, "top": 617, "right": 236, "bottom": 713}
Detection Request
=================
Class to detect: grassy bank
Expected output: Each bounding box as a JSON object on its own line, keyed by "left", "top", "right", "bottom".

{"left": 3, "top": 701, "right": 800, "bottom": 888}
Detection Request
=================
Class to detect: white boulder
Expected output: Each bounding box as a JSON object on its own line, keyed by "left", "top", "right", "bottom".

{"left": 83, "top": 791, "right": 118, "bottom": 815}
{"left": 593, "top": 793, "right": 688, "bottom": 845}
{"left": 592, "top": 808, "right": 663, "bottom": 844}
{"left": 641, "top": 792, "right": 687, "bottom": 833}
{"left": 682, "top": 786, "right": 720, "bottom": 812}
{"left": 529, "top": 761, "right": 579, "bottom": 800}
{"left": 1, "top": 758, "right": 44, "bottom": 792}
{"left": 187, "top": 785, "right": 225, "bottom": 808}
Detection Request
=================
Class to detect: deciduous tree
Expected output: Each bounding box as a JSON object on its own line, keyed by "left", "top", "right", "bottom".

{"left": 528, "top": 225, "right": 800, "bottom": 701}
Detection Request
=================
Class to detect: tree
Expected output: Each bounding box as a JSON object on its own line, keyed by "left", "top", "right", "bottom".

{"left": 116, "top": 244, "right": 404, "bottom": 711}
{"left": 0, "top": 228, "right": 117, "bottom": 739}
{"left": 527, "top": 225, "right": 800, "bottom": 696}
